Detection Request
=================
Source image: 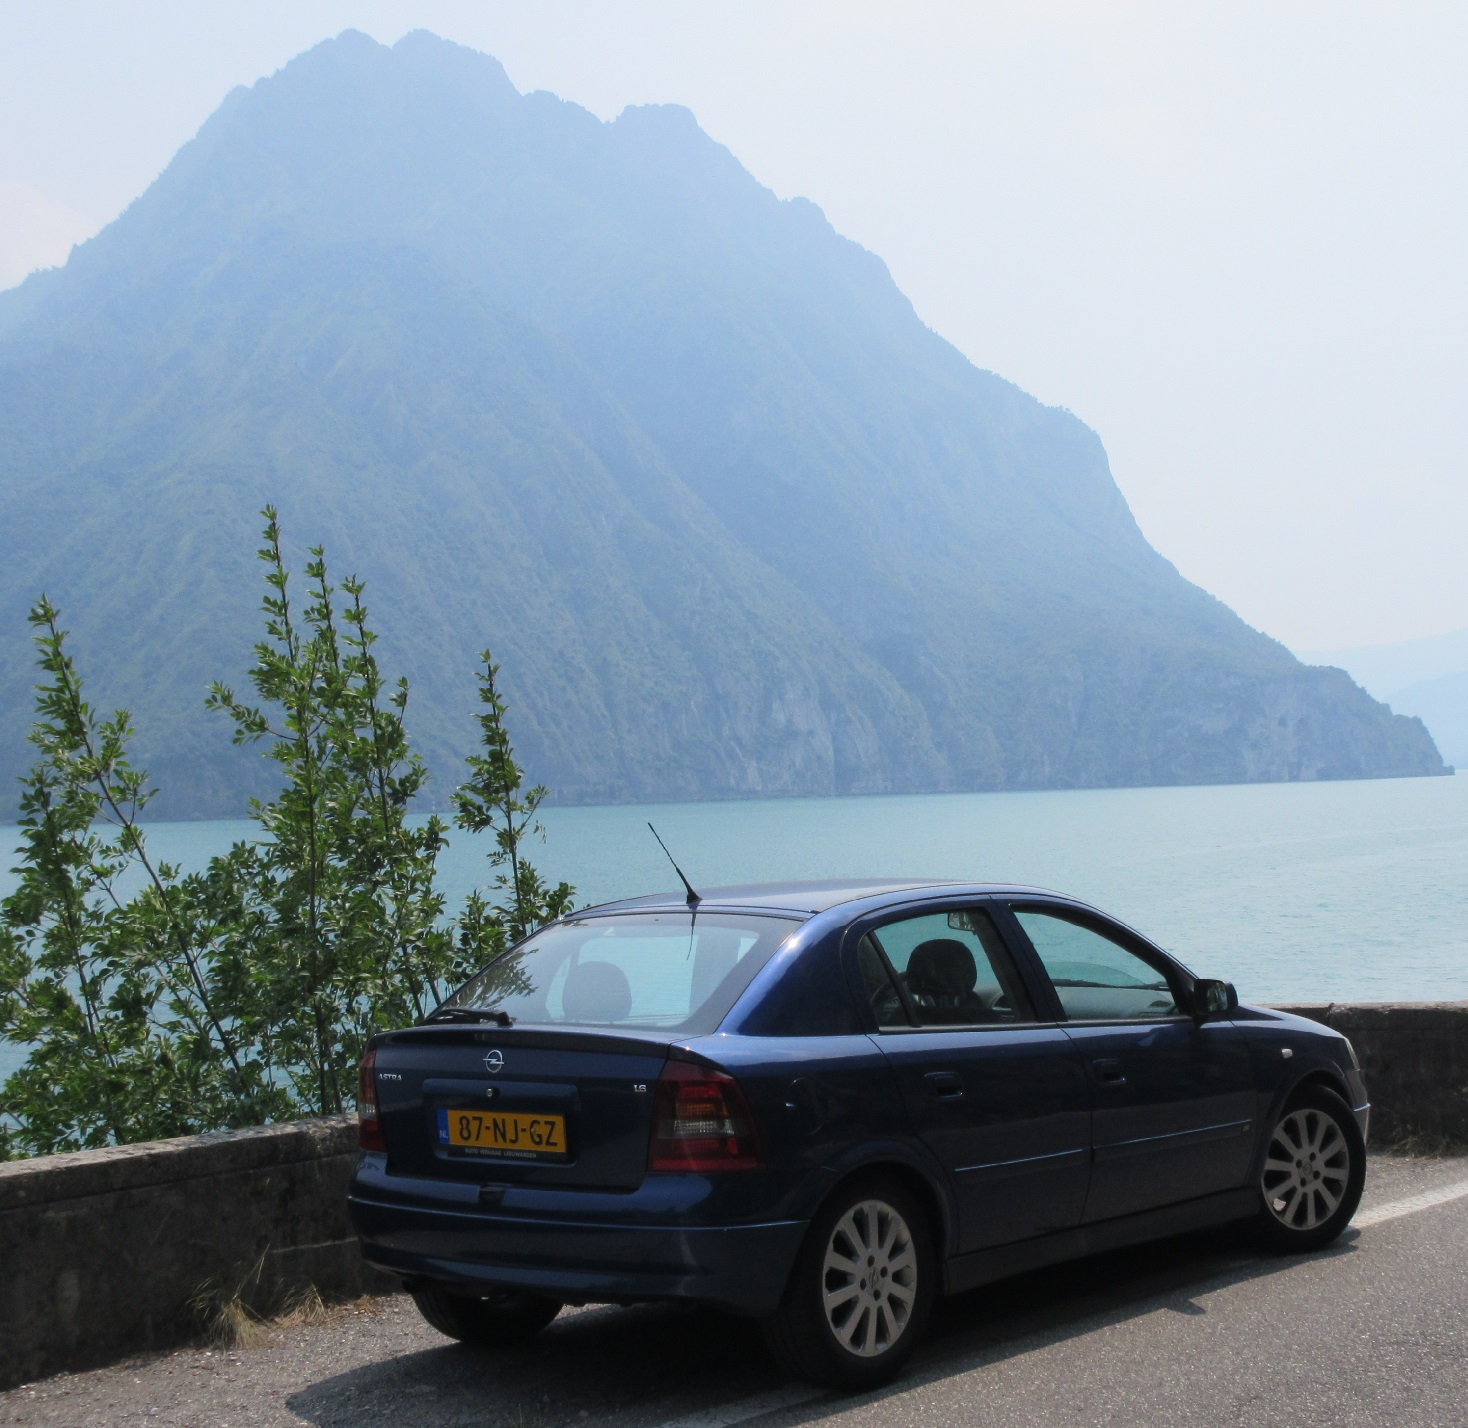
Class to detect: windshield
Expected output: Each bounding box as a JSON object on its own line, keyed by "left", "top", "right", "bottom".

{"left": 439, "top": 911, "right": 803, "bottom": 1035}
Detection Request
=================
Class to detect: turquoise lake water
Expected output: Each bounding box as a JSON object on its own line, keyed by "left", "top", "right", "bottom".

{"left": 3, "top": 772, "right": 1466, "bottom": 1081}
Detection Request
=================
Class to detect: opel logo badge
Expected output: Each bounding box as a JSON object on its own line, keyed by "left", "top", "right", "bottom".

{"left": 484, "top": 1049, "right": 504, "bottom": 1073}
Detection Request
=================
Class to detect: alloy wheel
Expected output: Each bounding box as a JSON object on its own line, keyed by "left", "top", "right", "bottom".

{"left": 821, "top": 1198, "right": 918, "bottom": 1357}
{"left": 1262, "top": 1105, "right": 1351, "bottom": 1231}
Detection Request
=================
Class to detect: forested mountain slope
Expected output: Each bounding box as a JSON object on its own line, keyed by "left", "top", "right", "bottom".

{"left": 0, "top": 30, "right": 1445, "bottom": 816}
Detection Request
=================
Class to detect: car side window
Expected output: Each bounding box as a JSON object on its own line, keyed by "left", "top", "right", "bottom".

{"left": 1012, "top": 909, "right": 1179, "bottom": 1021}
{"left": 868, "top": 909, "right": 1035, "bottom": 1026}
{"left": 857, "top": 935, "right": 908, "bottom": 1027}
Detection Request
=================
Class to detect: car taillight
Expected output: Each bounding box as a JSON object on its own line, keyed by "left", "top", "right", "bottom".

{"left": 648, "top": 1059, "right": 761, "bottom": 1173}
{"left": 358, "top": 1048, "right": 386, "bottom": 1152}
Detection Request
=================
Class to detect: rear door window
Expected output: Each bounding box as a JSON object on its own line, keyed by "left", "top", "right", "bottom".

{"left": 1011, "top": 909, "right": 1180, "bottom": 1021}
{"left": 857, "top": 935, "right": 909, "bottom": 1027}
{"left": 867, "top": 909, "right": 1035, "bottom": 1026}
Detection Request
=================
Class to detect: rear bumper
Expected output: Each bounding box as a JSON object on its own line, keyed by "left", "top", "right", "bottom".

{"left": 348, "top": 1189, "right": 806, "bottom": 1317}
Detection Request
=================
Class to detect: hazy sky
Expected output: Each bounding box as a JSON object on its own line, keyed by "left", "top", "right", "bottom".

{"left": 3, "top": 2, "right": 1465, "bottom": 652}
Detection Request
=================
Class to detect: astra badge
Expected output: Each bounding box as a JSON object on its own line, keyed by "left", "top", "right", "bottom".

{"left": 484, "top": 1049, "right": 505, "bottom": 1073}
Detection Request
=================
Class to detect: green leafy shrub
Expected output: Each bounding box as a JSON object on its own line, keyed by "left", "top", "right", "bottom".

{"left": 0, "top": 512, "right": 571, "bottom": 1156}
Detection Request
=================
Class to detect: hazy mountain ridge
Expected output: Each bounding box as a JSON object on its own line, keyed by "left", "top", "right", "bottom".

{"left": 1300, "top": 629, "right": 1468, "bottom": 767}
{"left": 0, "top": 30, "right": 1445, "bottom": 818}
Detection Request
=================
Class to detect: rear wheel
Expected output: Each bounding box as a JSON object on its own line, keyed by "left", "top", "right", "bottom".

{"left": 410, "top": 1284, "right": 563, "bottom": 1346}
{"left": 762, "top": 1174, "right": 935, "bottom": 1391}
{"left": 1256, "top": 1084, "right": 1365, "bottom": 1252}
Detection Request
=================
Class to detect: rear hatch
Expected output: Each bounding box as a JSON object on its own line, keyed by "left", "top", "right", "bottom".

{"left": 372, "top": 1025, "right": 669, "bottom": 1190}
{"left": 368, "top": 906, "right": 803, "bottom": 1189}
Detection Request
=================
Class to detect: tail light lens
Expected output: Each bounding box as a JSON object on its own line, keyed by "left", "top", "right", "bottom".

{"left": 358, "top": 1048, "right": 386, "bottom": 1152}
{"left": 648, "top": 1059, "right": 761, "bottom": 1173}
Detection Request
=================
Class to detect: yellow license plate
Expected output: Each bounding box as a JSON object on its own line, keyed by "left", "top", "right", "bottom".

{"left": 438, "top": 1108, "right": 568, "bottom": 1159}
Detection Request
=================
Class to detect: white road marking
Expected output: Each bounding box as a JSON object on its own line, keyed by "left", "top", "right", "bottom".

{"left": 649, "top": 1384, "right": 824, "bottom": 1428}
{"left": 1353, "top": 1176, "right": 1468, "bottom": 1228}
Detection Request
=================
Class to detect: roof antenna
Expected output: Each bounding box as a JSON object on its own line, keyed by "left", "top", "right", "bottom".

{"left": 648, "top": 823, "right": 700, "bottom": 908}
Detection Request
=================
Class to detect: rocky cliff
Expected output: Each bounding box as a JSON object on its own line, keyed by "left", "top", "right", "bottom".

{"left": 0, "top": 31, "right": 1446, "bottom": 815}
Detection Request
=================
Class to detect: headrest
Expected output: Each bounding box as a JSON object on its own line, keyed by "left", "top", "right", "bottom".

{"left": 562, "top": 959, "right": 633, "bottom": 1023}
{"left": 906, "top": 939, "right": 979, "bottom": 998}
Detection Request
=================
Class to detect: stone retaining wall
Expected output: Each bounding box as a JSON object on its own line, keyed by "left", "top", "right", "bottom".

{"left": 0, "top": 1116, "right": 391, "bottom": 1390}
{"left": 3, "top": 1002, "right": 1467, "bottom": 1389}
{"left": 1275, "top": 1001, "right": 1468, "bottom": 1145}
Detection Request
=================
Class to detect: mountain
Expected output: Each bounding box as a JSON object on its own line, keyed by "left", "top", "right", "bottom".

{"left": 1299, "top": 628, "right": 1468, "bottom": 702}
{"left": 1383, "top": 673, "right": 1468, "bottom": 768}
{"left": 1300, "top": 630, "right": 1468, "bottom": 767}
{"left": 0, "top": 30, "right": 1447, "bottom": 818}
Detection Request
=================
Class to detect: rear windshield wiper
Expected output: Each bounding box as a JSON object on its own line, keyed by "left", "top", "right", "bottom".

{"left": 424, "top": 1007, "right": 514, "bottom": 1026}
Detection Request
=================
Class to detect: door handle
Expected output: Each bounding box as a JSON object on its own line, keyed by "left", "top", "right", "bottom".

{"left": 1092, "top": 1057, "right": 1126, "bottom": 1085}
{"left": 925, "top": 1070, "right": 965, "bottom": 1099}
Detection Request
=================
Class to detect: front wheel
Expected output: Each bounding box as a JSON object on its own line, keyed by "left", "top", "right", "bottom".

{"left": 762, "top": 1175, "right": 935, "bottom": 1391}
{"left": 1256, "top": 1084, "right": 1366, "bottom": 1252}
{"left": 410, "top": 1283, "right": 563, "bottom": 1347}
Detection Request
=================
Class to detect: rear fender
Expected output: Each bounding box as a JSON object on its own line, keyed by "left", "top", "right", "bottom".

{"left": 791, "top": 1139, "right": 958, "bottom": 1262}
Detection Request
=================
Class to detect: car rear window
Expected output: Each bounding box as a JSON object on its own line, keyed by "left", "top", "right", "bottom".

{"left": 440, "top": 912, "right": 803, "bottom": 1035}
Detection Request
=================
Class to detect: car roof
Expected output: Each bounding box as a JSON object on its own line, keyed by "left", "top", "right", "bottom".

{"left": 574, "top": 878, "right": 1067, "bottom": 917}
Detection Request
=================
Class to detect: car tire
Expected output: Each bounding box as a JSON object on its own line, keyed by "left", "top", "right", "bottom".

{"left": 1255, "top": 1083, "right": 1366, "bottom": 1253}
{"left": 762, "top": 1173, "right": 936, "bottom": 1391}
{"left": 410, "top": 1284, "right": 563, "bottom": 1346}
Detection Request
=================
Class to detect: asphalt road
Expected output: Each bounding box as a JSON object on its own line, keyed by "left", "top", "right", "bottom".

{"left": 7, "top": 1155, "right": 1468, "bottom": 1428}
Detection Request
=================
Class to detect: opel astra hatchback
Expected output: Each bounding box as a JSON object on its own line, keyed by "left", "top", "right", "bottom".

{"left": 348, "top": 880, "right": 1369, "bottom": 1389}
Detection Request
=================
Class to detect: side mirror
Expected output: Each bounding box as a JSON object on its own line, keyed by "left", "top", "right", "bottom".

{"left": 1191, "top": 978, "right": 1238, "bottom": 1020}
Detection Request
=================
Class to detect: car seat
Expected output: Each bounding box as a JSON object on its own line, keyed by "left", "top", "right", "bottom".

{"left": 905, "top": 938, "right": 991, "bottom": 1024}
{"left": 562, "top": 959, "right": 634, "bottom": 1023}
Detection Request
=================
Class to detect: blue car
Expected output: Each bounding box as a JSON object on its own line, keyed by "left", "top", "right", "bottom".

{"left": 348, "top": 880, "right": 1369, "bottom": 1389}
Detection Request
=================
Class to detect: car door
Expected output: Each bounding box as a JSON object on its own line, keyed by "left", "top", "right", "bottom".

{"left": 1002, "top": 901, "right": 1257, "bottom": 1224}
{"left": 855, "top": 902, "right": 1091, "bottom": 1254}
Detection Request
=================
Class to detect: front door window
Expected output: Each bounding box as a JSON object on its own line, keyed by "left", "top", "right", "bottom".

{"left": 1012, "top": 910, "right": 1179, "bottom": 1020}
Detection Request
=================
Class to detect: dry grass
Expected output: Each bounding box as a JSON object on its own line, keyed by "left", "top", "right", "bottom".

{"left": 202, "top": 1285, "right": 333, "bottom": 1348}
{"left": 192, "top": 1256, "right": 388, "bottom": 1350}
